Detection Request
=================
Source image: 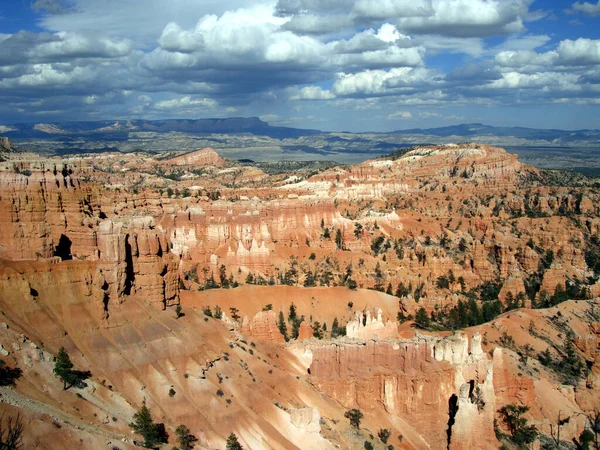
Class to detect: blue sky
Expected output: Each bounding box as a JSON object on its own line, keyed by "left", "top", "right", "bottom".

{"left": 0, "top": 0, "right": 599, "bottom": 131}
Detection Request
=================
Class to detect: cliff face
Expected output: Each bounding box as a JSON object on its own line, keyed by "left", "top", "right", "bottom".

{"left": 308, "top": 333, "right": 496, "bottom": 449}
{"left": 0, "top": 171, "right": 179, "bottom": 311}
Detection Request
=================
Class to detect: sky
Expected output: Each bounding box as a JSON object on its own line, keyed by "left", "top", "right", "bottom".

{"left": 0, "top": 0, "right": 599, "bottom": 132}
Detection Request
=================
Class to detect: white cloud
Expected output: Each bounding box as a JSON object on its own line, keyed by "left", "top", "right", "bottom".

{"left": 386, "top": 110, "right": 412, "bottom": 119}
{"left": 493, "top": 38, "right": 600, "bottom": 70}
{"left": 395, "top": 0, "right": 530, "bottom": 37}
{"left": 154, "top": 96, "right": 217, "bottom": 110}
{"left": 414, "top": 35, "right": 483, "bottom": 56}
{"left": 32, "top": 32, "right": 132, "bottom": 60}
{"left": 353, "top": 0, "right": 434, "bottom": 19}
{"left": 376, "top": 23, "right": 406, "bottom": 43}
{"left": 290, "top": 86, "right": 336, "bottom": 100}
{"left": 83, "top": 95, "right": 97, "bottom": 104}
{"left": 281, "top": 14, "right": 353, "bottom": 35}
{"left": 497, "top": 34, "right": 551, "bottom": 52}
{"left": 332, "top": 67, "right": 439, "bottom": 96}
{"left": 487, "top": 71, "right": 581, "bottom": 91}
{"left": 495, "top": 49, "right": 557, "bottom": 69}
{"left": 556, "top": 38, "right": 600, "bottom": 65}
{"left": 569, "top": 0, "right": 600, "bottom": 16}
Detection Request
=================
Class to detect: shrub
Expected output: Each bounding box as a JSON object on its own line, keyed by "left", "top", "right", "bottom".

{"left": 344, "top": 409, "right": 363, "bottom": 429}
{"left": 378, "top": 428, "right": 392, "bottom": 444}
{"left": 498, "top": 404, "right": 538, "bottom": 446}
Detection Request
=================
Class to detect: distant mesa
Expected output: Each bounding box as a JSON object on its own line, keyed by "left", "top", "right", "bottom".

{"left": 0, "top": 136, "right": 19, "bottom": 155}
{"left": 161, "top": 147, "right": 226, "bottom": 167}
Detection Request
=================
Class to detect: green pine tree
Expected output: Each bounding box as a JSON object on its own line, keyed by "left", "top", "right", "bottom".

{"left": 53, "top": 347, "right": 74, "bottom": 390}
{"left": 226, "top": 433, "right": 243, "bottom": 450}
{"left": 277, "top": 311, "right": 289, "bottom": 342}
{"left": 414, "top": 307, "right": 430, "bottom": 329}
{"left": 129, "top": 400, "right": 167, "bottom": 448}
{"left": 288, "top": 303, "right": 297, "bottom": 323}
{"left": 175, "top": 424, "right": 197, "bottom": 450}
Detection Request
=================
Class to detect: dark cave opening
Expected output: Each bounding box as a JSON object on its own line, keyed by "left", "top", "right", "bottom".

{"left": 124, "top": 235, "right": 135, "bottom": 296}
{"left": 54, "top": 234, "right": 72, "bottom": 260}
{"left": 447, "top": 394, "right": 459, "bottom": 449}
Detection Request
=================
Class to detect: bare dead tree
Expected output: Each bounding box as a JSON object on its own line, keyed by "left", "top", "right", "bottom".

{"left": 0, "top": 412, "right": 25, "bottom": 450}
{"left": 550, "top": 410, "right": 570, "bottom": 448}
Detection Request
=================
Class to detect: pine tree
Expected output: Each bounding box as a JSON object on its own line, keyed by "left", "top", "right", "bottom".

{"left": 53, "top": 347, "right": 74, "bottom": 390}
{"left": 331, "top": 317, "right": 340, "bottom": 338}
{"left": 498, "top": 404, "right": 538, "bottom": 446}
{"left": 175, "top": 424, "right": 197, "bottom": 450}
{"left": 414, "top": 307, "right": 430, "bottom": 329}
{"left": 130, "top": 400, "right": 167, "bottom": 448}
{"left": 229, "top": 307, "right": 240, "bottom": 322}
{"left": 277, "top": 311, "right": 289, "bottom": 342}
{"left": 335, "top": 229, "right": 343, "bottom": 249}
{"left": 312, "top": 321, "right": 323, "bottom": 339}
{"left": 288, "top": 303, "right": 297, "bottom": 323}
{"left": 226, "top": 433, "right": 243, "bottom": 450}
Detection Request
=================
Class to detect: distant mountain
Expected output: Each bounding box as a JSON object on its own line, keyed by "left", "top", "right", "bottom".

{"left": 0, "top": 117, "right": 321, "bottom": 140}
{"left": 4, "top": 118, "right": 600, "bottom": 143}
{"left": 393, "top": 123, "right": 600, "bottom": 142}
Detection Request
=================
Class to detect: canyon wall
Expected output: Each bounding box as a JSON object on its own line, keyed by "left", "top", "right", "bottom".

{"left": 308, "top": 332, "right": 497, "bottom": 449}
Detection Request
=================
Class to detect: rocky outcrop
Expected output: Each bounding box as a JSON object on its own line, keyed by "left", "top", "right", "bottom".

{"left": 243, "top": 311, "right": 285, "bottom": 343}
{"left": 161, "top": 147, "right": 226, "bottom": 167}
{"left": 346, "top": 308, "right": 398, "bottom": 339}
{"left": 308, "top": 333, "right": 497, "bottom": 449}
{"left": 97, "top": 218, "right": 179, "bottom": 309}
{"left": 289, "top": 407, "right": 321, "bottom": 433}
{"left": 297, "top": 321, "right": 313, "bottom": 340}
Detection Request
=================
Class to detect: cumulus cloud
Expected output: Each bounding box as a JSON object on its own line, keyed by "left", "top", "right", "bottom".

{"left": 332, "top": 67, "right": 440, "bottom": 96}
{"left": 394, "top": 0, "right": 530, "bottom": 37}
{"left": 0, "top": 30, "right": 131, "bottom": 65}
{"left": 290, "top": 86, "right": 336, "bottom": 100}
{"left": 353, "top": 0, "right": 434, "bottom": 20}
{"left": 556, "top": 38, "right": 600, "bottom": 65}
{"left": 0, "top": 0, "right": 597, "bottom": 127}
{"left": 569, "top": 0, "right": 600, "bottom": 16}
{"left": 154, "top": 96, "right": 217, "bottom": 110}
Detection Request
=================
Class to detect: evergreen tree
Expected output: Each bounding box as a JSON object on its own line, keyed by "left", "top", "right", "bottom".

{"left": 226, "top": 433, "right": 243, "bottom": 450}
{"left": 414, "top": 307, "right": 430, "bottom": 329}
{"left": 229, "top": 307, "right": 240, "bottom": 322}
{"left": 277, "top": 311, "right": 289, "bottom": 342}
{"left": 395, "top": 282, "right": 410, "bottom": 297}
{"left": 130, "top": 400, "right": 168, "bottom": 448}
{"left": 288, "top": 303, "right": 297, "bottom": 323}
{"left": 335, "top": 229, "right": 343, "bottom": 249}
{"left": 312, "top": 321, "right": 323, "bottom": 339}
{"left": 53, "top": 347, "right": 74, "bottom": 390}
{"left": 386, "top": 283, "right": 393, "bottom": 295}
{"left": 291, "top": 316, "right": 304, "bottom": 340}
{"left": 331, "top": 317, "right": 341, "bottom": 338}
{"left": 175, "top": 424, "right": 197, "bottom": 450}
{"left": 498, "top": 404, "right": 538, "bottom": 446}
